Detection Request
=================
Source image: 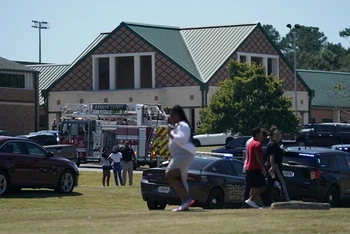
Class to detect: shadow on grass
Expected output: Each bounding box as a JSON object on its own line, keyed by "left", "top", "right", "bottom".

{"left": 4, "top": 189, "right": 83, "bottom": 199}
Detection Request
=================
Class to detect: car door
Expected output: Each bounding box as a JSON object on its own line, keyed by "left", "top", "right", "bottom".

{"left": 0, "top": 141, "right": 33, "bottom": 186}
{"left": 339, "top": 154, "right": 350, "bottom": 196}
{"left": 226, "top": 137, "right": 249, "bottom": 160}
{"left": 308, "top": 125, "right": 334, "bottom": 146}
{"left": 214, "top": 161, "right": 244, "bottom": 204}
{"left": 23, "top": 142, "right": 57, "bottom": 187}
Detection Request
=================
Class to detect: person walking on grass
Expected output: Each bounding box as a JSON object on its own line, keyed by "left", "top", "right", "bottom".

{"left": 120, "top": 141, "right": 137, "bottom": 186}
{"left": 266, "top": 126, "right": 290, "bottom": 202}
{"left": 165, "top": 105, "right": 196, "bottom": 212}
{"left": 245, "top": 127, "right": 267, "bottom": 208}
{"left": 108, "top": 146, "right": 123, "bottom": 186}
{"left": 101, "top": 147, "right": 111, "bottom": 187}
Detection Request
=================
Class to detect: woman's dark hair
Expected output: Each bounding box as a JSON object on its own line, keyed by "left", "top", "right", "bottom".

{"left": 269, "top": 125, "right": 279, "bottom": 137}
{"left": 102, "top": 147, "right": 109, "bottom": 159}
{"left": 170, "top": 105, "right": 193, "bottom": 141}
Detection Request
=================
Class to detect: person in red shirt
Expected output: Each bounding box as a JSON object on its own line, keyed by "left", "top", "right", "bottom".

{"left": 244, "top": 127, "right": 267, "bottom": 208}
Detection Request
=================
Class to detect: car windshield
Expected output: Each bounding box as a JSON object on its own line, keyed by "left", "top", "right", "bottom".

{"left": 189, "top": 157, "right": 215, "bottom": 170}
{"left": 283, "top": 151, "right": 317, "bottom": 167}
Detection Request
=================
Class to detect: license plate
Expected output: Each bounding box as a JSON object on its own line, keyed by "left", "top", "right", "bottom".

{"left": 158, "top": 186, "right": 170, "bottom": 193}
{"left": 283, "top": 171, "right": 295, "bottom": 177}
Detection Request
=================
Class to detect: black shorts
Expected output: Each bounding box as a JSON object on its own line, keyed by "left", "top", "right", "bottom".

{"left": 102, "top": 166, "right": 111, "bottom": 171}
{"left": 246, "top": 169, "right": 266, "bottom": 188}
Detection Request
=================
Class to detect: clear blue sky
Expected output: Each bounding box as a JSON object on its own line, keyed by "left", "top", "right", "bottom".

{"left": 1, "top": 0, "right": 349, "bottom": 64}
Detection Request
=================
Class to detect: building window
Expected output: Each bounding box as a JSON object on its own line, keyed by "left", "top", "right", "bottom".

{"left": 92, "top": 52, "right": 155, "bottom": 91}
{"left": 79, "top": 99, "right": 84, "bottom": 103}
{"left": 190, "top": 95, "right": 194, "bottom": 100}
{"left": 154, "top": 96, "right": 158, "bottom": 101}
{"left": 57, "top": 100, "right": 61, "bottom": 105}
{"left": 104, "top": 98, "right": 108, "bottom": 103}
{"left": 99, "top": 58, "right": 109, "bottom": 90}
{"left": 116, "top": 57, "right": 134, "bottom": 89}
{"left": 237, "top": 52, "right": 279, "bottom": 77}
{"left": 0, "top": 73, "right": 25, "bottom": 88}
{"left": 129, "top": 97, "right": 133, "bottom": 102}
{"left": 300, "top": 100, "right": 304, "bottom": 105}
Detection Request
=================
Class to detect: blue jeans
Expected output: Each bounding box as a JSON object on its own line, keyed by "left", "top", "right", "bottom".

{"left": 113, "top": 162, "right": 123, "bottom": 186}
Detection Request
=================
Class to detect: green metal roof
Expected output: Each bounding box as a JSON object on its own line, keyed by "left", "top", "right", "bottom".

{"left": 124, "top": 22, "right": 258, "bottom": 83}
{"left": 298, "top": 69, "right": 350, "bottom": 108}
{"left": 28, "top": 64, "right": 70, "bottom": 105}
{"left": 181, "top": 24, "right": 257, "bottom": 83}
{"left": 126, "top": 23, "right": 201, "bottom": 81}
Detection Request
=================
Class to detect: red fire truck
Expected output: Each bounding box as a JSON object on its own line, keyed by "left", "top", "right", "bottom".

{"left": 58, "top": 103, "right": 171, "bottom": 167}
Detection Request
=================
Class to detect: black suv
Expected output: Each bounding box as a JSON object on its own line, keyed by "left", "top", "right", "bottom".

{"left": 296, "top": 123, "right": 350, "bottom": 147}
{"left": 211, "top": 136, "right": 297, "bottom": 161}
{"left": 282, "top": 147, "right": 350, "bottom": 207}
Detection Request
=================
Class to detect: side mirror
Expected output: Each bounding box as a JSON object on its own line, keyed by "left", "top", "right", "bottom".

{"left": 47, "top": 151, "right": 54, "bottom": 157}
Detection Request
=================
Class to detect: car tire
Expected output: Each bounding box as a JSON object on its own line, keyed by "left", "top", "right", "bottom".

{"left": 0, "top": 171, "right": 9, "bottom": 196}
{"left": 147, "top": 200, "right": 166, "bottom": 210}
{"left": 55, "top": 170, "right": 75, "bottom": 193}
{"left": 204, "top": 187, "right": 224, "bottom": 209}
{"left": 325, "top": 185, "right": 339, "bottom": 207}
{"left": 193, "top": 139, "right": 201, "bottom": 147}
{"left": 225, "top": 137, "right": 233, "bottom": 145}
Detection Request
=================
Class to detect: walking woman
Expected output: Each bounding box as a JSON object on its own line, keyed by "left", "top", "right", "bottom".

{"left": 267, "top": 126, "right": 290, "bottom": 202}
{"left": 108, "top": 145, "right": 123, "bottom": 186}
{"left": 101, "top": 147, "right": 111, "bottom": 187}
{"left": 165, "top": 105, "right": 196, "bottom": 212}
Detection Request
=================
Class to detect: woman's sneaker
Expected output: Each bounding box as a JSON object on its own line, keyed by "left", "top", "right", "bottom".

{"left": 179, "top": 197, "right": 195, "bottom": 211}
{"left": 245, "top": 199, "right": 260, "bottom": 208}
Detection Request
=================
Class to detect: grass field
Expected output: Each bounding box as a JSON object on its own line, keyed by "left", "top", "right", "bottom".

{"left": 1, "top": 172, "right": 350, "bottom": 234}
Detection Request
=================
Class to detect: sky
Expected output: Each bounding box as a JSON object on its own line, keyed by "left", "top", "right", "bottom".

{"left": 1, "top": 0, "right": 350, "bottom": 64}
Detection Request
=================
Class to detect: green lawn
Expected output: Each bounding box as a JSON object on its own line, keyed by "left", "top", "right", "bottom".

{"left": 0, "top": 172, "right": 349, "bottom": 234}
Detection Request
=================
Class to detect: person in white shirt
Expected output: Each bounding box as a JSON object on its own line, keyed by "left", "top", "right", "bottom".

{"left": 242, "top": 137, "right": 253, "bottom": 208}
{"left": 108, "top": 146, "right": 123, "bottom": 186}
{"left": 101, "top": 147, "right": 111, "bottom": 186}
{"left": 166, "top": 105, "right": 196, "bottom": 212}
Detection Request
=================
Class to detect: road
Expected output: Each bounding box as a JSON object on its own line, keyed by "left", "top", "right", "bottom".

{"left": 79, "top": 163, "right": 144, "bottom": 173}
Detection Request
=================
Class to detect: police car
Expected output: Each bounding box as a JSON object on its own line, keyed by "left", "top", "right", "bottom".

{"left": 141, "top": 152, "right": 247, "bottom": 210}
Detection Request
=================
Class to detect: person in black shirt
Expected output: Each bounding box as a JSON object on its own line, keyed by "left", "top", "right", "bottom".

{"left": 120, "top": 141, "right": 137, "bottom": 186}
{"left": 266, "top": 126, "right": 290, "bottom": 203}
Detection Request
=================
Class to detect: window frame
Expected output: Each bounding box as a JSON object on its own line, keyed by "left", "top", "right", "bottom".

{"left": 237, "top": 52, "right": 279, "bottom": 77}
{"left": 92, "top": 52, "right": 155, "bottom": 91}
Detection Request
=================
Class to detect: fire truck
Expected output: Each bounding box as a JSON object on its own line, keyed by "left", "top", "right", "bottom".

{"left": 58, "top": 103, "right": 171, "bottom": 167}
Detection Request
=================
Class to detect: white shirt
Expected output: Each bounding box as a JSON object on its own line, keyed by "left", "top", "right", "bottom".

{"left": 101, "top": 157, "right": 110, "bottom": 167}
{"left": 109, "top": 152, "right": 122, "bottom": 163}
{"left": 170, "top": 121, "right": 196, "bottom": 155}
{"left": 243, "top": 137, "right": 253, "bottom": 173}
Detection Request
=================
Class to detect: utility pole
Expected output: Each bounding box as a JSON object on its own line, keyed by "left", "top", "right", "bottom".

{"left": 286, "top": 23, "right": 300, "bottom": 115}
{"left": 32, "top": 20, "right": 49, "bottom": 63}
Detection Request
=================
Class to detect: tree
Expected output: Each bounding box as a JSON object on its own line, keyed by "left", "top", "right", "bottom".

{"left": 262, "top": 24, "right": 281, "bottom": 45}
{"left": 199, "top": 60, "right": 300, "bottom": 135}
{"left": 339, "top": 28, "right": 350, "bottom": 39}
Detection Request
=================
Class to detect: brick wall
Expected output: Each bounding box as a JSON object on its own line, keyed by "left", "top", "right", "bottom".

{"left": 0, "top": 104, "right": 35, "bottom": 135}
{"left": 0, "top": 88, "right": 35, "bottom": 102}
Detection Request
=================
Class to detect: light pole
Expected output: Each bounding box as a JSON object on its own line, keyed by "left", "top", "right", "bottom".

{"left": 286, "top": 23, "right": 300, "bottom": 115}
{"left": 32, "top": 20, "right": 49, "bottom": 63}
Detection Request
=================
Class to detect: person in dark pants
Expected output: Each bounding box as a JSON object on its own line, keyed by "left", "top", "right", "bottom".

{"left": 120, "top": 141, "right": 137, "bottom": 186}
{"left": 108, "top": 146, "right": 123, "bottom": 186}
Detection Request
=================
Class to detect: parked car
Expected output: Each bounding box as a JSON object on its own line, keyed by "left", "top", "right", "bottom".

{"left": 212, "top": 136, "right": 297, "bottom": 161}
{"left": 193, "top": 132, "right": 236, "bottom": 147}
{"left": 141, "top": 154, "right": 281, "bottom": 210}
{"left": 0, "top": 130, "right": 13, "bottom": 136}
{"left": 43, "top": 144, "right": 79, "bottom": 166}
{"left": 17, "top": 133, "right": 58, "bottom": 146}
{"left": 331, "top": 144, "right": 350, "bottom": 153}
{"left": 296, "top": 123, "right": 350, "bottom": 147}
{"left": 33, "top": 130, "right": 59, "bottom": 143}
{"left": 0, "top": 136, "right": 79, "bottom": 196}
{"left": 282, "top": 146, "right": 350, "bottom": 207}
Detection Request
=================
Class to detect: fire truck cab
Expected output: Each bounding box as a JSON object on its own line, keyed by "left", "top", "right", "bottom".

{"left": 58, "top": 103, "right": 170, "bottom": 167}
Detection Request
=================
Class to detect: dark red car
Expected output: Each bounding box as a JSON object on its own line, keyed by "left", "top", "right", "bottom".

{"left": 0, "top": 136, "right": 79, "bottom": 196}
